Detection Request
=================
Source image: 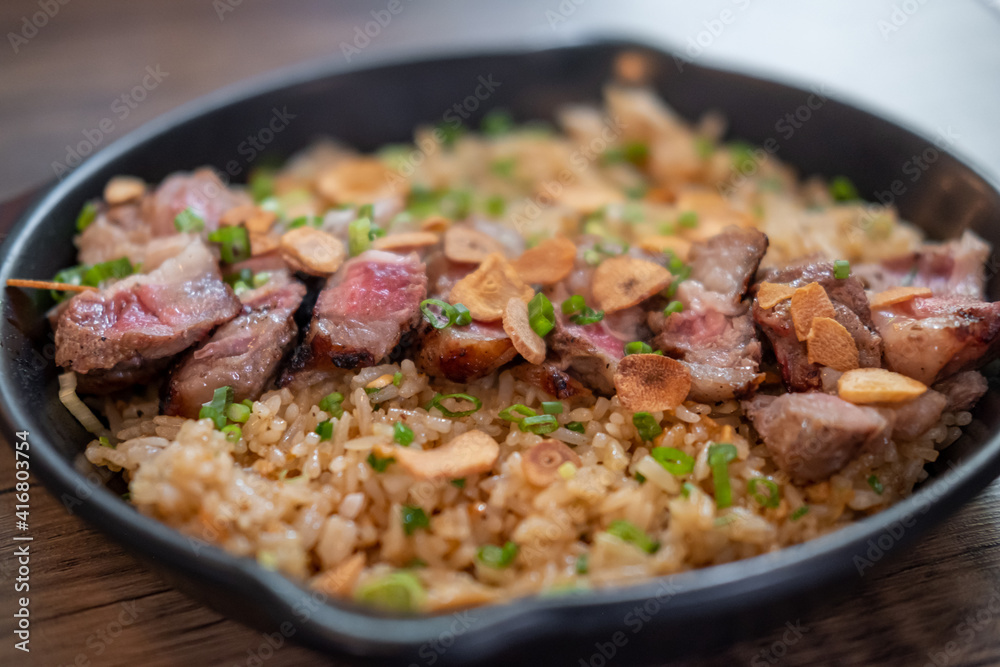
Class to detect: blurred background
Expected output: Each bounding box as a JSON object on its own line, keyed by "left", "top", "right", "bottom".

{"left": 2, "top": 0, "right": 1000, "bottom": 202}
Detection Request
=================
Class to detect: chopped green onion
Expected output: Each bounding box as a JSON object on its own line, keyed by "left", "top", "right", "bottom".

{"left": 622, "top": 202, "right": 644, "bottom": 224}
{"left": 224, "top": 268, "right": 252, "bottom": 289}
{"left": 227, "top": 402, "right": 251, "bottom": 423}
{"left": 635, "top": 472, "right": 647, "bottom": 483}
{"left": 499, "top": 404, "right": 536, "bottom": 422}
{"left": 367, "top": 452, "right": 395, "bottom": 472}
{"left": 868, "top": 475, "right": 884, "bottom": 495}
{"left": 565, "top": 421, "right": 585, "bottom": 433}
{"left": 651, "top": 447, "right": 695, "bottom": 475}
{"left": 663, "top": 301, "right": 684, "bottom": 316}
{"left": 485, "top": 195, "right": 506, "bottom": 217}
{"left": 99, "top": 436, "right": 113, "bottom": 448}
{"left": 521, "top": 414, "right": 559, "bottom": 434}
{"left": 76, "top": 201, "right": 99, "bottom": 232}
{"left": 834, "top": 259, "right": 851, "bottom": 280}
{"left": 368, "top": 224, "right": 386, "bottom": 240}
{"left": 82, "top": 257, "right": 134, "bottom": 287}
{"left": 50, "top": 265, "right": 87, "bottom": 301}
{"left": 625, "top": 184, "right": 648, "bottom": 200}
{"left": 632, "top": 412, "right": 662, "bottom": 442}
{"left": 829, "top": 175, "right": 860, "bottom": 202}
{"left": 392, "top": 372, "right": 403, "bottom": 387}
{"left": 394, "top": 422, "right": 414, "bottom": 447}
{"left": 606, "top": 520, "right": 658, "bottom": 554}
{"left": 481, "top": 109, "right": 514, "bottom": 136}
{"left": 241, "top": 399, "right": 253, "bottom": 409}
{"left": 405, "top": 557, "right": 428, "bottom": 569}
{"left": 436, "top": 120, "right": 465, "bottom": 149}
{"left": 748, "top": 478, "right": 781, "bottom": 508}
{"left": 220, "top": 424, "right": 242, "bottom": 442}
{"left": 248, "top": 167, "right": 275, "bottom": 202}
{"left": 730, "top": 141, "right": 757, "bottom": 173}
{"left": 681, "top": 481, "right": 696, "bottom": 499}
{"left": 571, "top": 307, "right": 604, "bottom": 325}
{"left": 575, "top": 553, "right": 589, "bottom": 574}
{"left": 528, "top": 293, "right": 555, "bottom": 338}
{"left": 438, "top": 190, "right": 471, "bottom": 220}
{"left": 677, "top": 211, "right": 699, "bottom": 228}
{"left": 318, "top": 392, "right": 344, "bottom": 418}
{"left": 476, "top": 541, "right": 518, "bottom": 569}
{"left": 490, "top": 157, "right": 516, "bottom": 179}
{"left": 365, "top": 387, "right": 380, "bottom": 396}
{"left": 355, "top": 571, "right": 425, "bottom": 612}
{"left": 623, "top": 141, "right": 649, "bottom": 165}
{"left": 707, "top": 443, "right": 738, "bottom": 509}
{"left": 426, "top": 393, "right": 482, "bottom": 418}
{"left": 174, "top": 207, "right": 205, "bottom": 233}
{"left": 419, "top": 298, "right": 456, "bottom": 329}
{"left": 288, "top": 215, "right": 322, "bottom": 229}
{"left": 315, "top": 420, "right": 333, "bottom": 441}
{"left": 583, "top": 249, "right": 603, "bottom": 266}
{"left": 452, "top": 303, "right": 472, "bottom": 326}
{"left": 624, "top": 341, "right": 654, "bottom": 356}
{"left": 561, "top": 295, "right": 586, "bottom": 315}
{"left": 348, "top": 211, "right": 372, "bottom": 256}
{"left": 694, "top": 136, "right": 714, "bottom": 159}
{"left": 791, "top": 505, "right": 810, "bottom": 521}
{"left": 207, "top": 226, "right": 251, "bottom": 263}
{"left": 541, "top": 401, "right": 564, "bottom": 415}
{"left": 450, "top": 478, "right": 466, "bottom": 489}
{"left": 401, "top": 505, "right": 429, "bottom": 535}
{"left": 199, "top": 386, "right": 234, "bottom": 429}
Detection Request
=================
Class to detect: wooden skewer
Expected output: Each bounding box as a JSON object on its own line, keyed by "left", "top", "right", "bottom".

{"left": 5, "top": 279, "right": 98, "bottom": 292}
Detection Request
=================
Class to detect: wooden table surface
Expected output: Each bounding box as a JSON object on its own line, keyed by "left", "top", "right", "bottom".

{"left": 3, "top": 1, "right": 1000, "bottom": 665}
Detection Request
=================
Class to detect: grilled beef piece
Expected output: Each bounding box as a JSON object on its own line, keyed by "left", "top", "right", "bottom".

{"left": 416, "top": 320, "right": 517, "bottom": 383}
{"left": 753, "top": 262, "right": 882, "bottom": 391}
{"left": 163, "top": 270, "right": 306, "bottom": 417}
{"left": 876, "top": 389, "right": 948, "bottom": 441}
{"left": 413, "top": 253, "right": 518, "bottom": 382}
{"left": 510, "top": 362, "right": 594, "bottom": 405}
{"left": 142, "top": 169, "right": 252, "bottom": 237}
{"left": 854, "top": 231, "right": 990, "bottom": 299}
{"left": 285, "top": 250, "right": 427, "bottom": 375}
{"left": 871, "top": 296, "right": 1000, "bottom": 385}
{"left": 55, "top": 240, "right": 241, "bottom": 392}
{"left": 652, "top": 227, "right": 768, "bottom": 401}
{"left": 933, "top": 370, "right": 989, "bottom": 412}
{"left": 744, "top": 392, "right": 891, "bottom": 484}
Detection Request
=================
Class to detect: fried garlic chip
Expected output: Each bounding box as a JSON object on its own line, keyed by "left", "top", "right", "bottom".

{"left": 373, "top": 231, "right": 440, "bottom": 252}
{"left": 502, "top": 297, "right": 546, "bottom": 365}
{"left": 379, "top": 429, "right": 500, "bottom": 480}
{"left": 512, "top": 237, "right": 577, "bottom": 285}
{"left": 280, "top": 227, "right": 346, "bottom": 276}
{"left": 756, "top": 282, "right": 796, "bottom": 309}
{"left": 869, "top": 286, "right": 934, "bottom": 309}
{"left": 448, "top": 253, "right": 534, "bottom": 321}
{"left": 790, "top": 282, "right": 837, "bottom": 341}
{"left": 837, "top": 367, "right": 927, "bottom": 404}
{"left": 805, "top": 317, "right": 859, "bottom": 372}
{"left": 522, "top": 440, "right": 581, "bottom": 487}
{"left": 613, "top": 353, "right": 691, "bottom": 412}
{"left": 444, "top": 226, "right": 506, "bottom": 264}
{"left": 592, "top": 256, "right": 672, "bottom": 313}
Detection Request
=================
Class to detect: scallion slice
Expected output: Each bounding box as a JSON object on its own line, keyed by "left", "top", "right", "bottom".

{"left": 677, "top": 211, "right": 699, "bottom": 228}
{"left": 401, "top": 505, "right": 429, "bottom": 535}
{"left": 476, "top": 541, "right": 518, "bottom": 568}
{"left": 528, "top": 293, "right": 555, "bottom": 337}
{"left": 520, "top": 414, "right": 559, "bottom": 434}
{"left": 349, "top": 209, "right": 373, "bottom": 256}
{"left": 76, "top": 201, "right": 99, "bottom": 232}
{"left": 624, "top": 341, "right": 653, "bottom": 356}
{"left": 834, "top": 259, "right": 851, "bottom": 280}
{"left": 174, "top": 207, "right": 205, "bottom": 233}
{"left": 748, "top": 478, "right": 781, "bottom": 508}
{"left": 868, "top": 474, "right": 884, "bottom": 495}
{"left": 221, "top": 424, "right": 242, "bottom": 443}
{"left": 481, "top": 109, "right": 514, "bottom": 136}
{"left": 606, "top": 519, "right": 658, "bottom": 554}
{"left": 663, "top": 301, "right": 684, "bottom": 316}
{"left": 651, "top": 446, "right": 695, "bottom": 475}
{"left": 632, "top": 412, "right": 662, "bottom": 441}
{"left": 829, "top": 175, "right": 860, "bottom": 202}
{"left": 207, "top": 225, "right": 251, "bottom": 263}
{"left": 367, "top": 452, "right": 395, "bottom": 472}
{"left": 541, "top": 401, "right": 563, "bottom": 415}
{"left": 707, "top": 443, "right": 738, "bottom": 509}
{"left": 199, "top": 386, "right": 234, "bottom": 429}
{"left": 394, "top": 422, "right": 414, "bottom": 447}
{"left": 565, "top": 421, "right": 586, "bottom": 433}
{"left": 226, "top": 402, "right": 251, "bottom": 424}
{"left": 452, "top": 303, "right": 472, "bottom": 326}
{"left": 355, "top": 571, "right": 425, "bottom": 612}
{"left": 318, "top": 392, "right": 344, "bottom": 418}
{"left": 82, "top": 257, "right": 134, "bottom": 287}
{"left": 315, "top": 420, "right": 333, "bottom": 441}
{"left": 499, "top": 404, "right": 536, "bottom": 422}
{"left": 791, "top": 505, "right": 810, "bottom": 521}
{"left": 425, "top": 393, "right": 482, "bottom": 418}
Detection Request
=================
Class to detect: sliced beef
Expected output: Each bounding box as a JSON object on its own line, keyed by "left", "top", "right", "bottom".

{"left": 744, "top": 393, "right": 891, "bottom": 484}
{"left": 413, "top": 252, "right": 520, "bottom": 382}
{"left": 510, "top": 362, "right": 593, "bottom": 405}
{"left": 287, "top": 250, "right": 426, "bottom": 374}
{"left": 416, "top": 320, "right": 517, "bottom": 383}
{"left": 163, "top": 270, "right": 307, "bottom": 418}
{"left": 652, "top": 227, "right": 768, "bottom": 401}
{"left": 753, "top": 262, "right": 882, "bottom": 391}
{"left": 878, "top": 390, "right": 948, "bottom": 441}
{"left": 55, "top": 240, "right": 241, "bottom": 391}
{"left": 854, "top": 231, "right": 990, "bottom": 299}
{"left": 142, "top": 168, "right": 252, "bottom": 237}
{"left": 872, "top": 296, "right": 1000, "bottom": 385}
{"left": 933, "top": 370, "right": 989, "bottom": 412}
